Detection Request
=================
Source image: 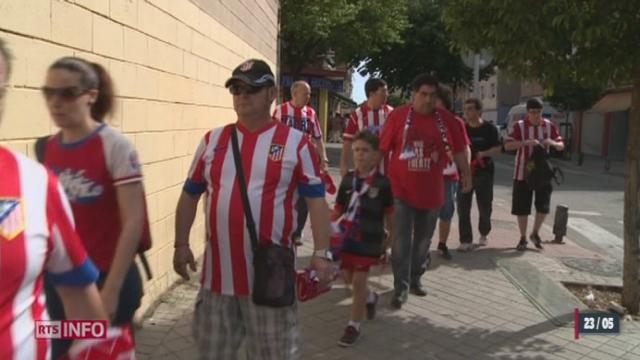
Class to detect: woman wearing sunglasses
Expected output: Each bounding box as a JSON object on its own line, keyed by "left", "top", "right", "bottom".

{"left": 38, "top": 56, "right": 148, "bottom": 359}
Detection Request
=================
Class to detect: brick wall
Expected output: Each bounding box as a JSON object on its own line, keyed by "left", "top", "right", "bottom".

{"left": 0, "top": 0, "right": 279, "bottom": 317}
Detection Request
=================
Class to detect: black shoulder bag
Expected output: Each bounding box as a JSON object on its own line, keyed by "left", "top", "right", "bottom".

{"left": 230, "top": 125, "right": 296, "bottom": 307}
{"left": 525, "top": 144, "right": 565, "bottom": 191}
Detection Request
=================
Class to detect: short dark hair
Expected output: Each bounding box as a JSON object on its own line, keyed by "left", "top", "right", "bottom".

{"left": 353, "top": 129, "right": 379, "bottom": 151}
{"left": 0, "top": 38, "right": 12, "bottom": 80}
{"left": 464, "top": 98, "right": 483, "bottom": 111}
{"left": 526, "top": 98, "right": 543, "bottom": 110}
{"left": 437, "top": 84, "right": 454, "bottom": 111}
{"left": 411, "top": 73, "right": 439, "bottom": 92}
{"left": 365, "top": 78, "right": 387, "bottom": 98}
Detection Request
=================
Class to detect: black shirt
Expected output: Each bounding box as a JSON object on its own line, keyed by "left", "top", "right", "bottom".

{"left": 466, "top": 121, "right": 501, "bottom": 173}
{"left": 335, "top": 172, "right": 393, "bottom": 257}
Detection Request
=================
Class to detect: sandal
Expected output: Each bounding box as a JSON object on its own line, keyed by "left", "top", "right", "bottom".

{"left": 529, "top": 233, "right": 543, "bottom": 249}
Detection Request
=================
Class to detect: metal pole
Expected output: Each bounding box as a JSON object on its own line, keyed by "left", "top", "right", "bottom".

{"left": 552, "top": 204, "right": 569, "bottom": 243}
{"left": 473, "top": 53, "right": 480, "bottom": 98}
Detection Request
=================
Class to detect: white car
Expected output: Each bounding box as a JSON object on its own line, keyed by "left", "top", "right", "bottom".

{"left": 501, "top": 102, "right": 566, "bottom": 139}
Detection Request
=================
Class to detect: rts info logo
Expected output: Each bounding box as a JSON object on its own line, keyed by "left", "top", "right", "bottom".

{"left": 35, "top": 320, "right": 107, "bottom": 340}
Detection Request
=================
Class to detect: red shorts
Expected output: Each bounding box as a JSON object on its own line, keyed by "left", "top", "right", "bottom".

{"left": 340, "top": 252, "right": 380, "bottom": 272}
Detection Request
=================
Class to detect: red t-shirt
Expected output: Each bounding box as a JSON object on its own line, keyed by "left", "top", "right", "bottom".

{"left": 380, "top": 105, "right": 466, "bottom": 210}
{"left": 43, "top": 124, "right": 147, "bottom": 271}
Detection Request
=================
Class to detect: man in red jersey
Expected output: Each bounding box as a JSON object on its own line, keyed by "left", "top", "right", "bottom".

{"left": 272, "top": 80, "right": 329, "bottom": 246}
{"left": 340, "top": 78, "right": 393, "bottom": 176}
{"left": 173, "top": 59, "right": 333, "bottom": 360}
{"left": 504, "top": 98, "right": 564, "bottom": 251}
{"left": 380, "top": 73, "right": 471, "bottom": 309}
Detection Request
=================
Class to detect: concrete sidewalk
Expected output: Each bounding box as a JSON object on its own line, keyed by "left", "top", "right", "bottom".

{"left": 135, "top": 173, "right": 639, "bottom": 359}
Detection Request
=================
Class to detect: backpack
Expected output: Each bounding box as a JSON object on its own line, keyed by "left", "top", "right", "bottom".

{"left": 525, "top": 144, "right": 564, "bottom": 191}
{"left": 35, "top": 136, "right": 153, "bottom": 280}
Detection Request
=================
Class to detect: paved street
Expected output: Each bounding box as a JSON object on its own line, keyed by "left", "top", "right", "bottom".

{"left": 135, "top": 156, "right": 639, "bottom": 359}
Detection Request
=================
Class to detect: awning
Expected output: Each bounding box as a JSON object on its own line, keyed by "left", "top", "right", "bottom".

{"left": 591, "top": 91, "right": 631, "bottom": 113}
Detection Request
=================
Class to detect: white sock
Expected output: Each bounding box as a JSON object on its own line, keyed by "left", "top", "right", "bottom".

{"left": 348, "top": 320, "right": 360, "bottom": 331}
{"left": 367, "top": 290, "right": 377, "bottom": 303}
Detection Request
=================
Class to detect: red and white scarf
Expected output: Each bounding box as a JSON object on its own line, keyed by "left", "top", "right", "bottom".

{"left": 331, "top": 169, "right": 377, "bottom": 241}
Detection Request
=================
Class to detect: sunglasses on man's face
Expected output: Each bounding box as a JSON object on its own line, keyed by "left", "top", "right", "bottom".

{"left": 41, "top": 86, "right": 88, "bottom": 101}
{"left": 228, "top": 84, "right": 264, "bottom": 96}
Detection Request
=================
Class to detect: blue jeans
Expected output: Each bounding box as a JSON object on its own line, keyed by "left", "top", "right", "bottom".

{"left": 438, "top": 179, "right": 458, "bottom": 221}
{"left": 391, "top": 199, "right": 439, "bottom": 298}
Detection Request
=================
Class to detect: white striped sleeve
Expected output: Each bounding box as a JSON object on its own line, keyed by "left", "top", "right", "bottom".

{"left": 296, "top": 138, "right": 324, "bottom": 197}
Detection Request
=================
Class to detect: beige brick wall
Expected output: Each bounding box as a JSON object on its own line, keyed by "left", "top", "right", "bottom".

{"left": 0, "top": 0, "right": 278, "bottom": 318}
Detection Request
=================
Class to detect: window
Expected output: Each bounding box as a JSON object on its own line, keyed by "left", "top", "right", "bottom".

{"left": 491, "top": 83, "right": 496, "bottom": 98}
{"left": 480, "top": 85, "right": 485, "bottom": 99}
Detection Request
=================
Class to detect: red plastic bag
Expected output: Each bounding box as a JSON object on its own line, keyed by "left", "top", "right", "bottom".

{"left": 321, "top": 171, "right": 336, "bottom": 195}
{"left": 63, "top": 325, "right": 136, "bottom": 360}
{"left": 296, "top": 268, "right": 332, "bottom": 302}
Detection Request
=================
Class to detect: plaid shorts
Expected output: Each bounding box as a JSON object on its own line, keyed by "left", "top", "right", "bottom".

{"left": 192, "top": 289, "right": 299, "bottom": 360}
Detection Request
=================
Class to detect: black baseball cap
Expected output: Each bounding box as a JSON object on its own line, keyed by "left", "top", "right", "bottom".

{"left": 224, "top": 59, "right": 275, "bottom": 88}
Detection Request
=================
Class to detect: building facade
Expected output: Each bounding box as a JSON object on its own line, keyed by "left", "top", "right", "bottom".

{"left": 0, "top": 0, "right": 279, "bottom": 317}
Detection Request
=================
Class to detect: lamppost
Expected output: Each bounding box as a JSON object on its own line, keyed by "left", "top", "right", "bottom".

{"left": 462, "top": 50, "right": 493, "bottom": 99}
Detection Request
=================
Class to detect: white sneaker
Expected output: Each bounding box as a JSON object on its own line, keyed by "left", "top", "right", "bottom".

{"left": 479, "top": 236, "right": 488, "bottom": 246}
{"left": 457, "top": 243, "right": 473, "bottom": 252}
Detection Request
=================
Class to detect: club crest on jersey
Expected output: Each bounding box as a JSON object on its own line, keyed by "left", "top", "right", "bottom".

{"left": 129, "top": 151, "right": 141, "bottom": 172}
{"left": 0, "top": 198, "right": 24, "bottom": 240}
{"left": 269, "top": 144, "right": 285, "bottom": 161}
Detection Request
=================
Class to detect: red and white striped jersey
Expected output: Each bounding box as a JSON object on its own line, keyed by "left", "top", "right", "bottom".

{"left": 43, "top": 124, "right": 144, "bottom": 271}
{"left": 272, "top": 101, "right": 323, "bottom": 140}
{"left": 343, "top": 103, "right": 393, "bottom": 140}
{"left": 184, "top": 121, "right": 325, "bottom": 296}
{"left": 343, "top": 103, "right": 394, "bottom": 174}
{"left": 508, "top": 117, "right": 562, "bottom": 181}
{"left": 0, "top": 147, "right": 98, "bottom": 360}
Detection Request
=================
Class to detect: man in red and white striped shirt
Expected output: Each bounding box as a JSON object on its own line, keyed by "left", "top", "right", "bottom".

{"left": 272, "top": 80, "right": 327, "bottom": 165}
{"left": 340, "top": 78, "right": 393, "bottom": 176}
{"left": 504, "top": 98, "right": 564, "bottom": 251}
{"left": 0, "top": 39, "right": 106, "bottom": 360}
{"left": 173, "top": 59, "right": 333, "bottom": 359}
{"left": 272, "top": 80, "right": 329, "bottom": 246}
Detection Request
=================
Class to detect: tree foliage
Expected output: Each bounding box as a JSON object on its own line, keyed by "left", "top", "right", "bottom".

{"left": 280, "top": 0, "right": 409, "bottom": 76}
{"left": 442, "top": 0, "right": 640, "bottom": 89}
{"left": 443, "top": 0, "right": 640, "bottom": 314}
{"left": 545, "top": 80, "right": 602, "bottom": 112}
{"left": 359, "top": 0, "right": 480, "bottom": 92}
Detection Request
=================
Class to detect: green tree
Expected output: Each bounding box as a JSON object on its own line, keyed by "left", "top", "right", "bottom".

{"left": 443, "top": 0, "right": 640, "bottom": 314}
{"left": 280, "top": 0, "right": 409, "bottom": 77}
{"left": 359, "top": 0, "right": 481, "bottom": 93}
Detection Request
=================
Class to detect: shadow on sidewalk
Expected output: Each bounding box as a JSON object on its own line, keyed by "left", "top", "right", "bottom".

{"left": 300, "top": 287, "right": 566, "bottom": 359}
{"left": 427, "top": 247, "right": 533, "bottom": 273}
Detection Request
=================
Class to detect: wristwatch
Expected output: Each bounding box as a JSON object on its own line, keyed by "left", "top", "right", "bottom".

{"left": 313, "top": 248, "right": 333, "bottom": 261}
